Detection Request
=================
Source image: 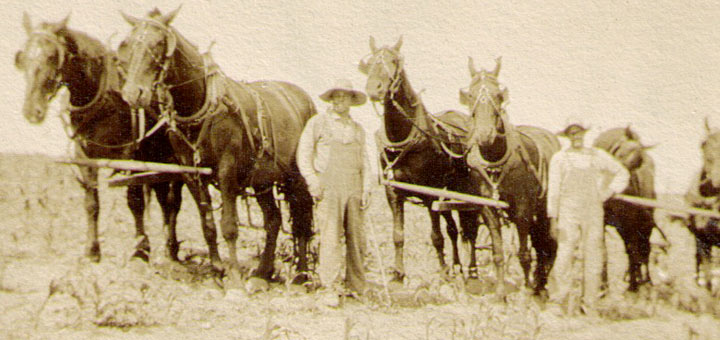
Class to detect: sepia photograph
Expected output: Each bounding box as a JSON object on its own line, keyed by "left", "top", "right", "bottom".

{"left": 1, "top": 0, "right": 720, "bottom": 338}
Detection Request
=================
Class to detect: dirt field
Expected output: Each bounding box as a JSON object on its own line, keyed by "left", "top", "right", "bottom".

{"left": 1, "top": 153, "right": 720, "bottom": 339}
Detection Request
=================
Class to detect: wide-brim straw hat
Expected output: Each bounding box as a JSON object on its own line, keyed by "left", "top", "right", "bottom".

{"left": 557, "top": 123, "right": 590, "bottom": 137}
{"left": 319, "top": 79, "right": 367, "bottom": 106}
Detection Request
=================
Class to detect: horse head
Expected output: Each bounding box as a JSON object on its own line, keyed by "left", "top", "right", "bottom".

{"left": 701, "top": 118, "right": 720, "bottom": 188}
{"left": 460, "top": 56, "right": 508, "bottom": 147}
{"left": 612, "top": 126, "right": 653, "bottom": 171}
{"left": 358, "top": 36, "right": 404, "bottom": 102}
{"left": 15, "top": 13, "right": 70, "bottom": 124}
{"left": 118, "top": 7, "right": 181, "bottom": 108}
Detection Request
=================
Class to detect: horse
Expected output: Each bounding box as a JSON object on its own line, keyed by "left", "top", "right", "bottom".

{"left": 358, "top": 36, "right": 480, "bottom": 281}
{"left": 14, "top": 14, "right": 185, "bottom": 263}
{"left": 117, "top": 8, "right": 316, "bottom": 282}
{"left": 685, "top": 119, "right": 720, "bottom": 292}
{"left": 459, "top": 57, "right": 560, "bottom": 297}
{"left": 594, "top": 126, "right": 659, "bottom": 292}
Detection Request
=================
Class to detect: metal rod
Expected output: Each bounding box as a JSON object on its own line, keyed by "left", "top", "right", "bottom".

{"left": 613, "top": 194, "right": 720, "bottom": 219}
{"left": 381, "top": 179, "right": 509, "bottom": 209}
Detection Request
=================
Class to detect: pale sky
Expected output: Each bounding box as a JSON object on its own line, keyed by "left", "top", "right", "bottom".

{"left": 2, "top": 0, "right": 719, "bottom": 194}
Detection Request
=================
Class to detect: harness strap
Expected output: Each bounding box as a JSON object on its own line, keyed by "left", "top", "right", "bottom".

{"left": 240, "top": 83, "right": 272, "bottom": 158}
{"left": 515, "top": 129, "right": 549, "bottom": 198}
{"left": 223, "top": 86, "right": 256, "bottom": 152}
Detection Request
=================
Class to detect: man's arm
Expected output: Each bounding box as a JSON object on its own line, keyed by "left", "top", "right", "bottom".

{"left": 597, "top": 149, "right": 630, "bottom": 199}
{"left": 296, "top": 115, "right": 321, "bottom": 197}
{"left": 546, "top": 152, "right": 563, "bottom": 219}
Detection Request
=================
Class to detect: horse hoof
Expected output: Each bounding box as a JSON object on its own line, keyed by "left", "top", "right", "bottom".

{"left": 291, "top": 272, "right": 311, "bottom": 285}
{"left": 391, "top": 270, "right": 405, "bottom": 283}
{"left": 86, "top": 243, "right": 101, "bottom": 263}
{"left": 132, "top": 249, "right": 150, "bottom": 262}
{"left": 246, "top": 277, "right": 270, "bottom": 294}
{"left": 166, "top": 244, "right": 180, "bottom": 262}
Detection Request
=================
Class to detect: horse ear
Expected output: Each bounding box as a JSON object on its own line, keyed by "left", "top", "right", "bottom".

{"left": 468, "top": 56, "right": 477, "bottom": 78}
{"left": 393, "top": 35, "right": 403, "bottom": 51}
{"left": 358, "top": 59, "right": 369, "bottom": 74}
{"left": 492, "top": 56, "right": 502, "bottom": 78}
{"left": 500, "top": 86, "right": 509, "bottom": 106}
{"left": 22, "top": 12, "right": 32, "bottom": 34}
{"left": 459, "top": 89, "right": 470, "bottom": 106}
{"left": 162, "top": 5, "right": 182, "bottom": 25}
{"left": 625, "top": 125, "right": 634, "bottom": 139}
{"left": 59, "top": 12, "right": 70, "bottom": 28}
{"left": 14, "top": 50, "right": 25, "bottom": 70}
{"left": 369, "top": 36, "right": 377, "bottom": 53}
{"left": 120, "top": 11, "right": 141, "bottom": 26}
{"left": 705, "top": 117, "right": 712, "bottom": 135}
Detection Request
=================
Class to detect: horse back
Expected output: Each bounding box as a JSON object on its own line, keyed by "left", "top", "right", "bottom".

{"left": 593, "top": 128, "right": 656, "bottom": 199}
{"left": 223, "top": 79, "right": 317, "bottom": 168}
{"left": 515, "top": 125, "right": 561, "bottom": 170}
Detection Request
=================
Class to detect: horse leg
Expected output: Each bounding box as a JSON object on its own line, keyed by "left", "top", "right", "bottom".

{"left": 127, "top": 184, "right": 150, "bottom": 261}
{"left": 515, "top": 214, "right": 532, "bottom": 290}
{"left": 459, "top": 210, "right": 479, "bottom": 278}
{"left": 531, "top": 210, "right": 556, "bottom": 296}
{"left": 77, "top": 165, "right": 100, "bottom": 262}
{"left": 427, "top": 208, "right": 448, "bottom": 273}
{"left": 442, "top": 211, "right": 461, "bottom": 272}
{"left": 182, "top": 175, "right": 220, "bottom": 269}
{"left": 621, "top": 230, "right": 642, "bottom": 292}
{"left": 696, "top": 237, "right": 712, "bottom": 290}
{"left": 387, "top": 188, "right": 406, "bottom": 282}
{"left": 152, "top": 181, "right": 183, "bottom": 262}
{"left": 285, "top": 175, "right": 314, "bottom": 284}
{"left": 480, "top": 206, "right": 505, "bottom": 299}
{"left": 254, "top": 187, "right": 282, "bottom": 281}
{"left": 217, "top": 156, "right": 241, "bottom": 271}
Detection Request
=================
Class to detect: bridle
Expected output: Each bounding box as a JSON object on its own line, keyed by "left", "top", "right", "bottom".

{"left": 23, "top": 30, "right": 67, "bottom": 103}
{"left": 464, "top": 71, "right": 516, "bottom": 199}
{"left": 124, "top": 19, "right": 178, "bottom": 96}
{"left": 363, "top": 48, "right": 457, "bottom": 180}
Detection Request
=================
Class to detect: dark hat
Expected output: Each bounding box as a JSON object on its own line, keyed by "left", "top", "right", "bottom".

{"left": 557, "top": 123, "right": 589, "bottom": 137}
{"left": 319, "top": 79, "right": 367, "bottom": 106}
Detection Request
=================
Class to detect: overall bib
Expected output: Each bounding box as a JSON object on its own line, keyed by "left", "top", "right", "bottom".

{"left": 550, "top": 152, "right": 606, "bottom": 309}
{"left": 316, "top": 133, "right": 367, "bottom": 293}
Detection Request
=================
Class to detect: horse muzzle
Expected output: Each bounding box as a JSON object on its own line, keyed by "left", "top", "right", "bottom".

{"left": 22, "top": 100, "right": 47, "bottom": 124}
{"left": 121, "top": 83, "right": 152, "bottom": 108}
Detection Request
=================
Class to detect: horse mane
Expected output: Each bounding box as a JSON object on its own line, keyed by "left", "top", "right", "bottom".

{"left": 56, "top": 27, "right": 108, "bottom": 60}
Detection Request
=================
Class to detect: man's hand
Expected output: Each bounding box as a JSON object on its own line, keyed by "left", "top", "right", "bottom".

{"left": 361, "top": 191, "right": 371, "bottom": 210}
{"left": 549, "top": 217, "right": 558, "bottom": 240}
{"left": 308, "top": 178, "right": 323, "bottom": 201}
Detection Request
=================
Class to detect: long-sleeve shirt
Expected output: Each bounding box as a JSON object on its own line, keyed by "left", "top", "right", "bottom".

{"left": 296, "top": 109, "right": 373, "bottom": 193}
{"left": 547, "top": 147, "right": 630, "bottom": 219}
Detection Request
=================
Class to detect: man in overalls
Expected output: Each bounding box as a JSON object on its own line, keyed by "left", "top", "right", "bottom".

{"left": 547, "top": 123, "right": 629, "bottom": 315}
{"left": 296, "top": 79, "right": 372, "bottom": 306}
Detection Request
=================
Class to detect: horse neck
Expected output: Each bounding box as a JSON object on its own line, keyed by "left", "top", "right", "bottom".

{"left": 474, "top": 112, "right": 509, "bottom": 163}
{"left": 165, "top": 29, "right": 206, "bottom": 117}
{"left": 478, "top": 132, "right": 508, "bottom": 162}
{"left": 59, "top": 30, "right": 105, "bottom": 107}
{"left": 383, "top": 71, "right": 427, "bottom": 143}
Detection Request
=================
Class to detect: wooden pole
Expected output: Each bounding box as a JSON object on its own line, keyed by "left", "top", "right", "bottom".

{"left": 107, "top": 171, "right": 184, "bottom": 187}
{"left": 381, "top": 179, "right": 509, "bottom": 209}
{"left": 613, "top": 194, "right": 720, "bottom": 219}
{"left": 55, "top": 158, "right": 212, "bottom": 175}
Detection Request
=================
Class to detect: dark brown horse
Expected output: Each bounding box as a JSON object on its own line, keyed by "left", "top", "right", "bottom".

{"left": 685, "top": 119, "right": 720, "bottom": 292}
{"left": 460, "top": 57, "right": 560, "bottom": 297}
{"left": 594, "top": 127, "right": 658, "bottom": 291}
{"left": 359, "top": 37, "right": 480, "bottom": 281}
{"left": 117, "top": 9, "right": 316, "bottom": 282}
{"left": 15, "top": 14, "right": 184, "bottom": 262}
